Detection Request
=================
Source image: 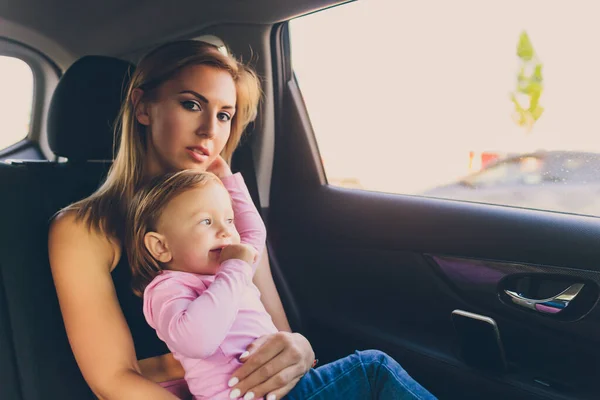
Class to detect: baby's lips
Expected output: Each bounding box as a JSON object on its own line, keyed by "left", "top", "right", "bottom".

{"left": 210, "top": 244, "right": 229, "bottom": 253}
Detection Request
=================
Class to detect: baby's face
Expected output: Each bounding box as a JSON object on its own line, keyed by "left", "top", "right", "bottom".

{"left": 155, "top": 182, "right": 240, "bottom": 274}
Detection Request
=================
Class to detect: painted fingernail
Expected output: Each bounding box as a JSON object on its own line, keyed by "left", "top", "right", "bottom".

{"left": 267, "top": 394, "right": 277, "bottom": 400}
{"left": 228, "top": 377, "right": 239, "bottom": 387}
{"left": 229, "top": 388, "right": 241, "bottom": 399}
{"left": 239, "top": 351, "right": 250, "bottom": 359}
{"left": 243, "top": 392, "right": 255, "bottom": 400}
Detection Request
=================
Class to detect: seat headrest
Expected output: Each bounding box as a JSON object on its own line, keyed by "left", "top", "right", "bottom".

{"left": 48, "top": 56, "right": 135, "bottom": 161}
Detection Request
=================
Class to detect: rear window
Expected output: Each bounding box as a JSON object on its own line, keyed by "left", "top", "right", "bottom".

{"left": 0, "top": 56, "right": 33, "bottom": 150}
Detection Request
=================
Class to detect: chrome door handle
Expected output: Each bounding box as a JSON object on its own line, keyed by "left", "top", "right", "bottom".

{"left": 504, "top": 283, "right": 584, "bottom": 314}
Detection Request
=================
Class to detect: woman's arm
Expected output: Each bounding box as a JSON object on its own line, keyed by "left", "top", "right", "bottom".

{"left": 49, "top": 212, "right": 177, "bottom": 400}
{"left": 253, "top": 251, "right": 291, "bottom": 332}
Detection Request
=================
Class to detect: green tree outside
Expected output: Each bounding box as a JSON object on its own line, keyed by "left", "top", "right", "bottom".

{"left": 510, "top": 31, "right": 544, "bottom": 133}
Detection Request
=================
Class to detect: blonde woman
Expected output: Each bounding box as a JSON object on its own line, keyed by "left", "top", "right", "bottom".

{"left": 49, "top": 40, "right": 314, "bottom": 400}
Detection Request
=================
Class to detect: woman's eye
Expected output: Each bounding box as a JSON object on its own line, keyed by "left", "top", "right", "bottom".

{"left": 182, "top": 100, "right": 201, "bottom": 111}
{"left": 199, "top": 219, "right": 211, "bottom": 225}
{"left": 218, "top": 112, "right": 231, "bottom": 122}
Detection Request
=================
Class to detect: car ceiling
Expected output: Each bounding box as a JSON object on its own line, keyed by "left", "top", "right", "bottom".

{"left": 0, "top": 0, "right": 348, "bottom": 57}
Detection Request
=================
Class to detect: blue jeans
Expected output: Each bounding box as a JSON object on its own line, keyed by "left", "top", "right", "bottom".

{"left": 284, "top": 350, "right": 436, "bottom": 400}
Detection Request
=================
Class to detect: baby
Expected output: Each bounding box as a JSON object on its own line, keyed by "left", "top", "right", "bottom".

{"left": 126, "top": 169, "right": 438, "bottom": 400}
{"left": 126, "top": 170, "right": 276, "bottom": 399}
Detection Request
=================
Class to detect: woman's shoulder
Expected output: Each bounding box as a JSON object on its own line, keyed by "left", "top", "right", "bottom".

{"left": 49, "top": 209, "right": 122, "bottom": 272}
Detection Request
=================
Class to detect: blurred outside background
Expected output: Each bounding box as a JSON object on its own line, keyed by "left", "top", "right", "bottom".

{"left": 290, "top": 0, "right": 600, "bottom": 216}
{"left": 0, "top": 56, "right": 32, "bottom": 150}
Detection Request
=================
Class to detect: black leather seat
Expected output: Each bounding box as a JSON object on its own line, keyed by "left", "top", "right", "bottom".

{"left": 0, "top": 55, "right": 134, "bottom": 400}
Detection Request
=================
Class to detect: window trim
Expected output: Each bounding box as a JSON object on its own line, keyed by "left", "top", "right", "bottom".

{"left": 0, "top": 38, "right": 60, "bottom": 160}
{"left": 278, "top": 21, "right": 328, "bottom": 186}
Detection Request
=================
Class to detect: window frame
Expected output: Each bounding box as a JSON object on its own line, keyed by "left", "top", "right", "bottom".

{"left": 278, "top": 20, "right": 328, "bottom": 187}
{"left": 0, "top": 38, "right": 60, "bottom": 160}
{"left": 284, "top": 3, "right": 600, "bottom": 219}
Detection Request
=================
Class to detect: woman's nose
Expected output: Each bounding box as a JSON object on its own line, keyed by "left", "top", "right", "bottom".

{"left": 197, "top": 114, "right": 217, "bottom": 138}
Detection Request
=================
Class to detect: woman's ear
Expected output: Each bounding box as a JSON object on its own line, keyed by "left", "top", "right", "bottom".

{"left": 144, "top": 231, "right": 172, "bottom": 263}
{"left": 131, "top": 88, "right": 150, "bottom": 126}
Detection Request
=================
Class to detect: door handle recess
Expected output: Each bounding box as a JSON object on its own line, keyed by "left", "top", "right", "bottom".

{"left": 504, "top": 283, "right": 584, "bottom": 314}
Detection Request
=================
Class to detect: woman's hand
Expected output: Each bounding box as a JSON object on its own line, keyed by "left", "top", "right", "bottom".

{"left": 207, "top": 155, "right": 233, "bottom": 178}
{"left": 227, "top": 332, "right": 314, "bottom": 400}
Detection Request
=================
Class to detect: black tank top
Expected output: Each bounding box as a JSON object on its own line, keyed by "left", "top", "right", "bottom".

{"left": 111, "top": 252, "right": 169, "bottom": 360}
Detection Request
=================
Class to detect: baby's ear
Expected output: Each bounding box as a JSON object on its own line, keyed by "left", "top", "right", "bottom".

{"left": 144, "top": 231, "right": 172, "bottom": 263}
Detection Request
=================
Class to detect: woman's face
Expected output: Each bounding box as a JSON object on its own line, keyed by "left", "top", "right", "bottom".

{"left": 136, "top": 64, "right": 237, "bottom": 176}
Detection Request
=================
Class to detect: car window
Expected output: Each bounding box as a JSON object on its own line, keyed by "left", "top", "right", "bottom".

{"left": 543, "top": 153, "right": 600, "bottom": 184}
{"left": 289, "top": 0, "right": 600, "bottom": 217}
{"left": 466, "top": 159, "right": 533, "bottom": 188}
{"left": 0, "top": 56, "right": 33, "bottom": 150}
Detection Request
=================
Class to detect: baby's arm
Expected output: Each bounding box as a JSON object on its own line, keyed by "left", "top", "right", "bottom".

{"left": 221, "top": 173, "right": 266, "bottom": 261}
{"left": 143, "top": 260, "right": 253, "bottom": 359}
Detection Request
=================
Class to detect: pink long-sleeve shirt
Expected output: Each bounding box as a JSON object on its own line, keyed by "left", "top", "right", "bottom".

{"left": 143, "top": 173, "right": 278, "bottom": 399}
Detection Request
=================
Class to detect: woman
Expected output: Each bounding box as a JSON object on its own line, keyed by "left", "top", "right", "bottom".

{"left": 49, "top": 39, "right": 315, "bottom": 399}
{"left": 48, "top": 40, "right": 433, "bottom": 400}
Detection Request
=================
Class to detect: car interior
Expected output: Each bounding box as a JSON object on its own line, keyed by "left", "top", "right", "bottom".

{"left": 1, "top": 0, "right": 600, "bottom": 399}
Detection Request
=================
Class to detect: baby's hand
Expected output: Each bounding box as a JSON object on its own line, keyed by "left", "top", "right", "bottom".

{"left": 219, "top": 243, "right": 258, "bottom": 265}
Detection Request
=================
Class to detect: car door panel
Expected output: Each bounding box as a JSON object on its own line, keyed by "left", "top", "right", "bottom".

{"left": 268, "top": 69, "right": 600, "bottom": 399}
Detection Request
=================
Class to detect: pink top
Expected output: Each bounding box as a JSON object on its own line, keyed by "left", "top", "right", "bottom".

{"left": 143, "top": 173, "right": 277, "bottom": 399}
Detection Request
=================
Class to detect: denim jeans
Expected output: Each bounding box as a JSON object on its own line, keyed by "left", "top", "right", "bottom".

{"left": 284, "top": 350, "right": 436, "bottom": 400}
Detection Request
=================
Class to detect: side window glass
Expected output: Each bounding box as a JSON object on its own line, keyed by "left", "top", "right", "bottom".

{"left": 0, "top": 56, "right": 33, "bottom": 149}
{"left": 290, "top": 1, "right": 600, "bottom": 217}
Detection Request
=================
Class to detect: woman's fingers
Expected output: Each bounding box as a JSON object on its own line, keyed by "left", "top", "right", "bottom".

{"left": 240, "top": 365, "right": 303, "bottom": 400}
{"left": 232, "top": 333, "right": 285, "bottom": 383}
{"left": 206, "top": 155, "right": 232, "bottom": 178}
{"left": 229, "top": 332, "right": 313, "bottom": 399}
{"left": 231, "top": 347, "right": 291, "bottom": 397}
{"left": 242, "top": 333, "right": 270, "bottom": 357}
{"left": 265, "top": 375, "right": 303, "bottom": 400}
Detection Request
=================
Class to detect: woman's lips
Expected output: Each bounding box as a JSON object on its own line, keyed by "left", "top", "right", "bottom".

{"left": 186, "top": 147, "right": 209, "bottom": 163}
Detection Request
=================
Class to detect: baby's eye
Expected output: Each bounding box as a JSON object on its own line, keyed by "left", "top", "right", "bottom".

{"left": 199, "top": 218, "right": 211, "bottom": 225}
{"left": 226, "top": 218, "right": 234, "bottom": 224}
{"left": 217, "top": 112, "right": 231, "bottom": 122}
{"left": 182, "top": 100, "right": 201, "bottom": 111}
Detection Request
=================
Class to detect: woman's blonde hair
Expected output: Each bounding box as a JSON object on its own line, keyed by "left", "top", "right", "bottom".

{"left": 127, "top": 170, "right": 221, "bottom": 296}
{"left": 65, "top": 40, "right": 261, "bottom": 241}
